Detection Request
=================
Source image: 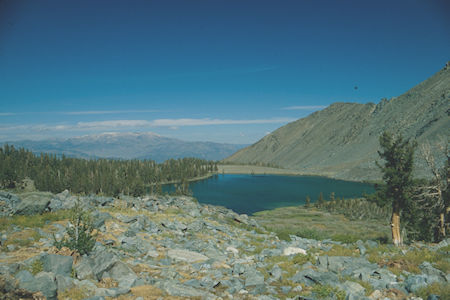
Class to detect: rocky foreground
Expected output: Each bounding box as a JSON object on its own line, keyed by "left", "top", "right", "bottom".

{"left": 0, "top": 191, "right": 448, "bottom": 299}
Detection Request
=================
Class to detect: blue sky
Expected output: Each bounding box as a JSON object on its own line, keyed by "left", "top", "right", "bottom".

{"left": 0, "top": 0, "right": 449, "bottom": 143}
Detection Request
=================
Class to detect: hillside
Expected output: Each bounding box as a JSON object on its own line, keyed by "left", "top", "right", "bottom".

{"left": 6, "top": 132, "right": 245, "bottom": 162}
{"left": 225, "top": 63, "right": 450, "bottom": 181}
{"left": 1, "top": 190, "right": 448, "bottom": 299}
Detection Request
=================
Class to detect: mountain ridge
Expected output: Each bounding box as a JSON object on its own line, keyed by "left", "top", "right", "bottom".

{"left": 225, "top": 63, "right": 450, "bottom": 181}
{"left": 5, "top": 132, "right": 246, "bottom": 162}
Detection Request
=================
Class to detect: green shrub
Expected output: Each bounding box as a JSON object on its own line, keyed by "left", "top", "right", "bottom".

{"left": 54, "top": 200, "right": 97, "bottom": 255}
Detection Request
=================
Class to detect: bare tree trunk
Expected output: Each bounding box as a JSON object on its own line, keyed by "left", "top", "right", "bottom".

{"left": 440, "top": 212, "right": 446, "bottom": 237}
{"left": 392, "top": 203, "right": 402, "bottom": 246}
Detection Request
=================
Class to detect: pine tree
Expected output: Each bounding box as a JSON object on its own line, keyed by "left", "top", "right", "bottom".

{"left": 316, "top": 192, "right": 325, "bottom": 207}
{"left": 304, "top": 195, "right": 311, "bottom": 208}
{"left": 376, "top": 131, "right": 416, "bottom": 246}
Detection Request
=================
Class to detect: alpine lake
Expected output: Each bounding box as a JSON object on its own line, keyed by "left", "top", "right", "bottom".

{"left": 164, "top": 174, "right": 375, "bottom": 215}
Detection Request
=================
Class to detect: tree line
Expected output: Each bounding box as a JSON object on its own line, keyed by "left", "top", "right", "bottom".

{"left": 0, "top": 144, "right": 218, "bottom": 197}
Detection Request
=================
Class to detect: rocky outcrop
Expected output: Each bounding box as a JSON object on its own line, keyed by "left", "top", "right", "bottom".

{"left": 225, "top": 63, "right": 450, "bottom": 181}
{"left": 0, "top": 190, "right": 448, "bottom": 299}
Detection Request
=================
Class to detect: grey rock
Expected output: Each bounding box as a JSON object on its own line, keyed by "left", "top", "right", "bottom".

{"left": 290, "top": 268, "right": 340, "bottom": 287}
{"left": 84, "top": 297, "right": 105, "bottom": 300}
{"left": 269, "top": 264, "right": 283, "bottom": 282}
{"left": 55, "top": 274, "right": 74, "bottom": 293}
{"left": 116, "top": 214, "right": 138, "bottom": 223}
{"left": 120, "top": 236, "right": 152, "bottom": 253}
{"left": 14, "top": 193, "right": 51, "bottom": 215}
{"left": 281, "top": 286, "right": 292, "bottom": 294}
{"left": 74, "top": 256, "right": 95, "bottom": 280}
{"left": 35, "top": 272, "right": 58, "bottom": 300}
{"left": 257, "top": 296, "right": 278, "bottom": 300}
{"left": 234, "top": 213, "right": 249, "bottom": 225}
{"left": 427, "top": 295, "right": 439, "bottom": 300}
{"left": 0, "top": 191, "right": 21, "bottom": 216}
{"left": 107, "top": 261, "right": 138, "bottom": 289}
{"left": 405, "top": 274, "right": 428, "bottom": 293}
{"left": 419, "top": 261, "right": 446, "bottom": 280}
{"left": 233, "top": 263, "right": 246, "bottom": 275}
{"left": 92, "top": 251, "right": 119, "bottom": 280}
{"left": 184, "top": 278, "right": 202, "bottom": 288}
{"left": 0, "top": 262, "right": 20, "bottom": 275}
{"left": 41, "top": 254, "right": 73, "bottom": 277}
{"left": 95, "top": 287, "right": 131, "bottom": 297}
{"left": 91, "top": 211, "right": 112, "bottom": 228}
{"left": 159, "top": 280, "right": 208, "bottom": 297}
{"left": 220, "top": 278, "right": 244, "bottom": 294}
{"left": 167, "top": 249, "right": 208, "bottom": 263}
{"left": 16, "top": 269, "right": 35, "bottom": 287}
{"left": 19, "top": 271, "right": 58, "bottom": 300}
{"left": 244, "top": 268, "right": 265, "bottom": 287}
{"left": 292, "top": 285, "right": 303, "bottom": 292}
{"left": 341, "top": 280, "right": 365, "bottom": 296}
{"left": 75, "top": 279, "right": 98, "bottom": 293}
{"left": 365, "top": 240, "right": 378, "bottom": 249}
{"left": 356, "top": 240, "right": 367, "bottom": 256}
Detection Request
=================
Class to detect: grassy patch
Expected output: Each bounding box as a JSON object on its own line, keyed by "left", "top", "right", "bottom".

{"left": 294, "top": 228, "right": 327, "bottom": 240}
{"left": 1, "top": 228, "right": 42, "bottom": 251}
{"left": 30, "top": 259, "right": 44, "bottom": 275}
{"left": 0, "top": 210, "right": 71, "bottom": 231}
{"left": 165, "top": 207, "right": 184, "bottom": 215}
{"left": 367, "top": 246, "right": 449, "bottom": 275}
{"left": 253, "top": 206, "right": 390, "bottom": 243}
{"left": 323, "top": 244, "right": 359, "bottom": 257}
{"left": 57, "top": 286, "right": 90, "bottom": 300}
{"left": 416, "top": 282, "right": 450, "bottom": 299}
{"left": 311, "top": 284, "right": 346, "bottom": 300}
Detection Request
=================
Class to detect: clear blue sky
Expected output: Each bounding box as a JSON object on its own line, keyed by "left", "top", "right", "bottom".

{"left": 0, "top": 0, "right": 449, "bottom": 143}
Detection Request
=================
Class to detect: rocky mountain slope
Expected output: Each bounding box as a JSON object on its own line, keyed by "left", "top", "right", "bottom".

{"left": 0, "top": 190, "right": 448, "bottom": 299}
{"left": 225, "top": 63, "right": 450, "bottom": 181}
{"left": 6, "top": 132, "right": 245, "bottom": 162}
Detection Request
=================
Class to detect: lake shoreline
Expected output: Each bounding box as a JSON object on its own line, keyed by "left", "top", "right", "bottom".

{"left": 217, "top": 164, "right": 376, "bottom": 184}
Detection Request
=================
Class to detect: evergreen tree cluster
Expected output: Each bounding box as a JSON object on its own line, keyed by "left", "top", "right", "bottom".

{"left": 0, "top": 144, "right": 218, "bottom": 196}
{"left": 371, "top": 132, "right": 449, "bottom": 243}
{"left": 320, "top": 196, "right": 391, "bottom": 221}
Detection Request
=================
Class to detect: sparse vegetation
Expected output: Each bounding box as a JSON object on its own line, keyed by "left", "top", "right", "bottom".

{"left": 254, "top": 206, "right": 390, "bottom": 243}
{"left": 416, "top": 282, "right": 450, "bottom": 299}
{"left": 57, "top": 286, "right": 89, "bottom": 300}
{"left": 311, "top": 284, "right": 346, "bottom": 300}
{"left": 30, "top": 259, "right": 43, "bottom": 275}
{"left": 53, "top": 200, "right": 97, "bottom": 255}
{"left": 0, "top": 210, "right": 70, "bottom": 231}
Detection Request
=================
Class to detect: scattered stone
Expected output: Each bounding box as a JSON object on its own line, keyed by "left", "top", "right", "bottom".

{"left": 245, "top": 269, "right": 265, "bottom": 287}
{"left": 107, "top": 261, "right": 138, "bottom": 289}
{"left": 167, "top": 249, "right": 208, "bottom": 263}
{"left": 226, "top": 246, "right": 239, "bottom": 255}
{"left": 41, "top": 254, "right": 74, "bottom": 277}
{"left": 283, "top": 246, "right": 307, "bottom": 256}
{"left": 14, "top": 193, "right": 51, "bottom": 215}
{"left": 55, "top": 274, "right": 74, "bottom": 293}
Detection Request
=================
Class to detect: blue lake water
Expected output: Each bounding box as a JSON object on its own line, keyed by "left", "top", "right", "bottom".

{"left": 166, "top": 174, "right": 374, "bottom": 215}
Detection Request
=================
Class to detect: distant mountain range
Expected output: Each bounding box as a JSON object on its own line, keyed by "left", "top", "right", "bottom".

{"left": 225, "top": 63, "right": 450, "bottom": 181}
{"left": 5, "top": 132, "right": 245, "bottom": 162}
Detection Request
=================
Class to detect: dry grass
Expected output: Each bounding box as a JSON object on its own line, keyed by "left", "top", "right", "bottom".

{"left": 253, "top": 205, "right": 390, "bottom": 243}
